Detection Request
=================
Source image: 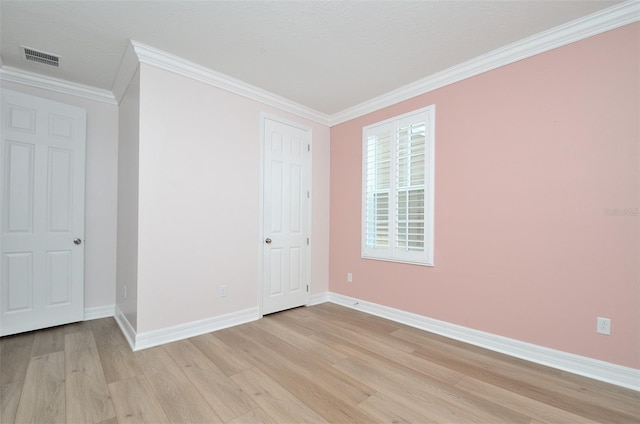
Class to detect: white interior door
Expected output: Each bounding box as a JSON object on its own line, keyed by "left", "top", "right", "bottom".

{"left": 262, "top": 116, "right": 311, "bottom": 315}
{"left": 0, "top": 89, "right": 86, "bottom": 336}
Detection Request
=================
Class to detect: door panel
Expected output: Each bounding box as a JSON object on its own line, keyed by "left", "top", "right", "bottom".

{"left": 5, "top": 252, "right": 32, "bottom": 311}
{"left": 46, "top": 250, "right": 72, "bottom": 305}
{"left": 269, "top": 248, "right": 283, "bottom": 295}
{"left": 1, "top": 89, "right": 86, "bottom": 336}
{"left": 262, "top": 117, "right": 310, "bottom": 315}
{"left": 48, "top": 148, "right": 73, "bottom": 232}
{"left": 5, "top": 141, "right": 34, "bottom": 232}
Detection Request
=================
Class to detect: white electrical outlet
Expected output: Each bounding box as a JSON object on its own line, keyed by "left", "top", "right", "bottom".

{"left": 596, "top": 317, "right": 611, "bottom": 335}
{"left": 219, "top": 285, "right": 228, "bottom": 298}
{"left": 347, "top": 272, "right": 353, "bottom": 283}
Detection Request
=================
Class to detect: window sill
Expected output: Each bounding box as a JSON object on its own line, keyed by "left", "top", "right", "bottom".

{"left": 361, "top": 254, "right": 434, "bottom": 267}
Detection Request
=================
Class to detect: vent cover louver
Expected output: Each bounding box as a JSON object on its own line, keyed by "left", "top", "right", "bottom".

{"left": 21, "top": 46, "right": 60, "bottom": 67}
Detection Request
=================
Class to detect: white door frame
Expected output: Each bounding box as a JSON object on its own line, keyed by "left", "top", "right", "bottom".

{"left": 258, "top": 112, "right": 312, "bottom": 317}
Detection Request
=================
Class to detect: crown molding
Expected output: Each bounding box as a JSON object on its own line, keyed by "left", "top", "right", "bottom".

{"left": 329, "top": 1, "right": 640, "bottom": 126}
{"left": 111, "top": 42, "right": 139, "bottom": 104}
{"left": 116, "top": 40, "right": 331, "bottom": 126}
{"left": 0, "top": 65, "right": 117, "bottom": 105}
{"left": 3, "top": 1, "right": 636, "bottom": 124}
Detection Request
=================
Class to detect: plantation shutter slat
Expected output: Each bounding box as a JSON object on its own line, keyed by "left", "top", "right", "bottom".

{"left": 396, "top": 121, "right": 426, "bottom": 252}
{"left": 364, "top": 124, "right": 393, "bottom": 248}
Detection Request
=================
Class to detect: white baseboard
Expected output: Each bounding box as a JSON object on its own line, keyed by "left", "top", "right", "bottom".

{"left": 127, "top": 307, "right": 260, "bottom": 351}
{"left": 84, "top": 304, "right": 115, "bottom": 320}
{"left": 326, "top": 292, "right": 640, "bottom": 391}
{"left": 101, "top": 294, "right": 638, "bottom": 390}
{"left": 309, "top": 292, "right": 331, "bottom": 306}
{"left": 114, "top": 305, "right": 137, "bottom": 350}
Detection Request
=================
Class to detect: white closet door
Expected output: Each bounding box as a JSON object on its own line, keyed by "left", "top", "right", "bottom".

{"left": 262, "top": 117, "right": 311, "bottom": 315}
{"left": 1, "top": 89, "right": 86, "bottom": 336}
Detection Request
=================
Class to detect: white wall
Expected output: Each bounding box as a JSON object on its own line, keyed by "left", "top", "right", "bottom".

{"left": 116, "top": 67, "right": 141, "bottom": 329}
{"left": 0, "top": 81, "right": 119, "bottom": 312}
{"left": 135, "top": 64, "right": 330, "bottom": 332}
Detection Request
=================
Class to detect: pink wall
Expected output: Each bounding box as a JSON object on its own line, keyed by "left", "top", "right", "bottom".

{"left": 330, "top": 23, "right": 639, "bottom": 368}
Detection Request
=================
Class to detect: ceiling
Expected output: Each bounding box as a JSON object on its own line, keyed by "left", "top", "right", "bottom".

{"left": 0, "top": 1, "right": 622, "bottom": 116}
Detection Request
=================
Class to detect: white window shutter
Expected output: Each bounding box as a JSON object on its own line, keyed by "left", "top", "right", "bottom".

{"left": 396, "top": 120, "right": 426, "bottom": 253}
{"left": 362, "top": 106, "right": 435, "bottom": 266}
{"left": 364, "top": 123, "right": 393, "bottom": 251}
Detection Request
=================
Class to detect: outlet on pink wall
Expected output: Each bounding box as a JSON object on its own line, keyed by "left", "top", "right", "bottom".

{"left": 329, "top": 23, "right": 639, "bottom": 369}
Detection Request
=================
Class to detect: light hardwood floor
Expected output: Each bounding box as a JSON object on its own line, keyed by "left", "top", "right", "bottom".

{"left": 1, "top": 303, "right": 638, "bottom": 423}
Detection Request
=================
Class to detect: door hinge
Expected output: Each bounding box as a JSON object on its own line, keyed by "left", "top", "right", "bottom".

{"left": 307, "top": 190, "right": 310, "bottom": 199}
{"left": 306, "top": 285, "right": 309, "bottom": 292}
{"left": 306, "top": 237, "right": 309, "bottom": 245}
{"left": 307, "top": 144, "right": 310, "bottom": 152}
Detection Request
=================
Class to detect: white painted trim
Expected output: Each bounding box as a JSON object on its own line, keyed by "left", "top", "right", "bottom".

{"left": 3, "top": 2, "right": 636, "bottom": 125}
{"left": 323, "top": 292, "right": 640, "bottom": 391}
{"left": 329, "top": 2, "right": 640, "bottom": 125}
{"left": 107, "top": 291, "right": 638, "bottom": 389}
{"left": 114, "top": 305, "right": 136, "bottom": 350}
{"left": 309, "top": 292, "right": 330, "bottom": 306}
{"left": 0, "top": 66, "right": 117, "bottom": 105}
{"left": 111, "top": 42, "right": 139, "bottom": 104}
{"left": 127, "top": 41, "right": 330, "bottom": 125}
{"left": 132, "top": 307, "right": 259, "bottom": 351}
{"left": 258, "top": 113, "right": 267, "bottom": 317}
{"left": 83, "top": 304, "right": 115, "bottom": 321}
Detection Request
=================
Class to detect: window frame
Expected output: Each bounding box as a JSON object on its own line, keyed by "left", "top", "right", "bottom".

{"left": 361, "top": 105, "right": 435, "bottom": 266}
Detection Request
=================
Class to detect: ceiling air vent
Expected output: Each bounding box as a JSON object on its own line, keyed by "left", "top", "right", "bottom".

{"left": 21, "top": 46, "right": 60, "bottom": 67}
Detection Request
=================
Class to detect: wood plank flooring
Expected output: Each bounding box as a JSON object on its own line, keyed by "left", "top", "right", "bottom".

{"left": 1, "top": 303, "right": 638, "bottom": 423}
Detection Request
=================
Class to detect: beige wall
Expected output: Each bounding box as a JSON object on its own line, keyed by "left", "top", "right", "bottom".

{"left": 116, "top": 67, "right": 141, "bottom": 329}
{"left": 134, "top": 64, "right": 330, "bottom": 332}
